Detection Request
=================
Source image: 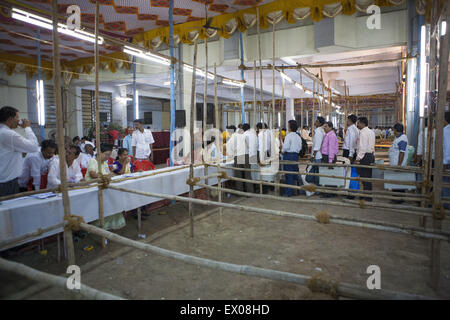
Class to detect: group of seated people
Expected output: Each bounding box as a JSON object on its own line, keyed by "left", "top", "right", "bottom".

{"left": 17, "top": 138, "right": 153, "bottom": 193}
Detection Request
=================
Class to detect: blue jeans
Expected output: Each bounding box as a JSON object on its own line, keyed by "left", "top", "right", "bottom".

{"left": 283, "top": 152, "right": 299, "bottom": 196}
{"left": 444, "top": 164, "right": 450, "bottom": 209}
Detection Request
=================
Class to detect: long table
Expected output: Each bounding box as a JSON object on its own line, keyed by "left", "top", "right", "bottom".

{"left": 0, "top": 165, "right": 222, "bottom": 251}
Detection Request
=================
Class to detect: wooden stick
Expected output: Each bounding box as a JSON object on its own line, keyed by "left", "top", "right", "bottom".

{"left": 94, "top": 0, "right": 105, "bottom": 248}
{"left": 197, "top": 182, "right": 432, "bottom": 219}
{"left": 257, "top": 7, "right": 263, "bottom": 123}
{"left": 204, "top": 34, "right": 209, "bottom": 199}
{"left": 253, "top": 60, "right": 257, "bottom": 126}
{"left": 0, "top": 257, "right": 124, "bottom": 300}
{"left": 430, "top": 1, "right": 449, "bottom": 289}
{"left": 51, "top": 0, "right": 75, "bottom": 265}
{"left": 79, "top": 222, "right": 430, "bottom": 300}
{"left": 107, "top": 186, "right": 450, "bottom": 242}
{"left": 189, "top": 39, "right": 198, "bottom": 238}
{"left": 271, "top": 21, "right": 275, "bottom": 128}
{"left": 0, "top": 222, "right": 66, "bottom": 250}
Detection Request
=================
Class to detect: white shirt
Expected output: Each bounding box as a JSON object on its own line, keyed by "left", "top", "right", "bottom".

{"left": 356, "top": 127, "right": 375, "bottom": 161}
{"left": 0, "top": 124, "right": 40, "bottom": 182}
{"left": 444, "top": 124, "right": 450, "bottom": 165}
{"left": 132, "top": 129, "right": 155, "bottom": 159}
{"left": 47, "top": 156, "right": 83, "bottom": 189}
{"left": 79, "top": 152, "right": 94, "bottom": 169}
{"left": 244, "top": 129, "right": 258, "bottom": 158}
{"left": 389, "top": 133, "right": 409, "bottom": 166}
{"left": 417, "top": 129, "right": 435, "bottom": 160}
{"left": 258, "top": 130, "right": 271, "bottom": 156}
{"left": 282, "top": 132, "right": 303, "bottom": 154}
{"left": 300, "top": 129, "right": 311, "bottom": 141}
{"left": 18, "top": 152, "right": 52, "bottom": 189}
{"left": 226, "top": 131, "right": 246, "bottom": 158}
{"left": 312, "top": 126, "right": 325, "bottom": 160}
{"left": 343, "top": 124, "right": 359, "bottom": 157}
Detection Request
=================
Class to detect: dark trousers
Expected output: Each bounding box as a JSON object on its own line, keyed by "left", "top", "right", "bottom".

{"left": 343, "top": 149, "right": 355, "bottom": 164}
{"left": 321, "top": 155, "right": 337, "bottom": 164}
{"left": 0, "top": 178, "right": 20, "bottom": 197}
{"left": 234, "top": 155, "right": 254, "bottom": 193}
{"left": 356, "top": 153, "right": 374, "bottom": 191}
{"left": 283, "top": 152, "right": 299, "bottom": 196}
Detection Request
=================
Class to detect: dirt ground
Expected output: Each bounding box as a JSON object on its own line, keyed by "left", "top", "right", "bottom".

{"left": 1, "top": 186, "right": 449, "bottom": 300}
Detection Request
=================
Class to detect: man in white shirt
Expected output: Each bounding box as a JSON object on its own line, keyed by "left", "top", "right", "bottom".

{"left": 47, "top": 145, "right": 83, "bottom": 189}
{"left": 343, "top": 114, "right": 359, "bottom": 163}
{"left": 18, "top": 139, "right": 57, "bottom": 192}
{"left": 282, "top": 120, "right": 303, "bottom": 197}
{"left": 355, "top": 117, "right": 375, "bottom": 199}
{"left": 238, "top": 123, "right": 257, "bottom": 193}
{"left": 416, "top": 119, "right": 435, "bottom": 166}
{"left": 300, "top": 126, "right": 311, "bottom": 141}
{"left": 78, "top": 141, "right": 96, "bottom": 169}
{"left": 132, "top": 119, "right": 155, "bottom": 162}
{"left": 0, "top": 106, "right": 40, "bottom": 196}
{"left": 310, "top": 117, "right": 326, "bottom": 185}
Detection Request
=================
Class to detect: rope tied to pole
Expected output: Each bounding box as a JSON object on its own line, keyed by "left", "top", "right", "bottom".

{"left": 307, "top": 275, "right": 340, "bottom": 299}
{"left": 64, "top": 215, "right": 86, "bottom": 231}
{"left": 359, "top": 199, "right": 366, "bottom": 209}
{"left": 316, "top": 211, "right": 330, "bottom": 224}
{"left": 100, "top": 175, "right": 111, "bottom": 190}
{"left": 186, "top": 177, "right": 200, "bottom": 187}
{"left": 432, "top": 203, "right": 446, "bottom": 220}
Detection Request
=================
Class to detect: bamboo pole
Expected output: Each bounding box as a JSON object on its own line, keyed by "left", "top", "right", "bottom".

{"left": 80, "top": 221, "right": 429, "bottom": 299}
{"left": 281, "top": 66, "right": 285, "bottom": 129}
{"left": 253, "top": 60, "right": 257, "bottom": 126}
{"left": 107, "top": 186, "right": 450, "bottom": 242}
{"left": 196, "top": 182, "right": 433, "bottom": 219}
{"left": 51, "top": 0, "right": 75, "bottom": 265}
{"left": 94, "top": 0, "right": 106, "bottom": 248}
{"left": 271, "top": 21, "right": 275, "bottom": 129}
{"left": 214, "top": 65, "right": 223, "bottom": 224}
{"left": 0, "top": 222, "right": 66, "bottom": 250}
{"left": 257, "top": 7, "right": 263, "bottom": 123}
{"left": 78, "top": 222, "right": 430, "bottom": 300}
{"left": 203, "top": 33, "right": 209, "bottom": 199}
{"left": 430, "top": 1, "right": 449, "bottom": 289}
{"left": 312, "top": 81, "right": 316, "bottom": 136}
{"left": 189, "top": 39, "right": 198, "bottom": 238}
{"left": 0, "top": 258, "right": 124, "bottom": 300}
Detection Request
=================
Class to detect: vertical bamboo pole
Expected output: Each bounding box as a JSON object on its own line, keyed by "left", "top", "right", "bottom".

{"left": 271, "top": 21, "right": 275, "bottom": 129}
{"left": 430, "top": 2, "right": 449, "bottom": 289}
{"left": 189, "top": 39, "right": 199, "bottom": 238}
{"left": 281, "top": 72, "right": 285, "bottom": 129}
{"left": 344, "top": 82, "right": 348, "bottom": 130}
{"left": 214, "top": 64, "right": 223, "bottom": 225}
{"left": 203, "top": 32, "right": 209, "bottom": 198}
{"left": 257, "top": 8, "right": 263, "bottom": 123}
{"left": 312, "top": 80, "right": 316, "bottom": 137}
{"left": 51, "top": 0, "right": 75, "bottom": 265}
{"left": 300, "top": 98, "right": 304, "bottom": 129}
{"left": 169, "top": 0, "right": 176, "bottom": 167}
{"left": 328, "top": 80, "right": 332, "bottom": 123}
{"left": 253, "top": 60, "right": 257, "bottom": 126}
{"left": 94, "top": 0, "right": 105, "bottom": 248}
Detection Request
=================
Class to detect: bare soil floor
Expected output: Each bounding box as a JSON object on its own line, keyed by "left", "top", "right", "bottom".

{"left": 1, "top": 189, "right": 450, "bottom": 300}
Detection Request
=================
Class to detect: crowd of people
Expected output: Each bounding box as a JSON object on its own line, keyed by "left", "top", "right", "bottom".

{"left": 0, "top": 107, "right": 156, "bottom": 198}
{"left": 1, "top": 105, "right": 449, "bottom": 207}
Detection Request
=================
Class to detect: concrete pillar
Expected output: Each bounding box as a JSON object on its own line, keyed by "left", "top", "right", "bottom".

{"left": 286, "top": 98, "right": 295, "bottom": 125}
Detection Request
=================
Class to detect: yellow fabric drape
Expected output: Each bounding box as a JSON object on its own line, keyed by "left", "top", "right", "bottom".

{"left": 132, "top": 0, "right": 404, "bottom": 49}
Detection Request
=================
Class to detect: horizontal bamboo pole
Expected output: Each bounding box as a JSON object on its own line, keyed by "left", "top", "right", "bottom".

{"left": 225, "top": 175, "right": 428, "bottom": 204}
{"left": 108, "top": 186, "right": 450, "bottom": 242}
{"left": 0, "top": 257, "right": 125, "bottom": 300}
{"left": 196, "top": 183, "right": 433, "bottom": 219}
{"left": 79, "top": 222, "right": 431, "bottom": 300}
{"left": 222, "top": 165, "right": 421, "bottom": 187}
{"left": 0, "top": 222, "right": 67, "bottom": 250}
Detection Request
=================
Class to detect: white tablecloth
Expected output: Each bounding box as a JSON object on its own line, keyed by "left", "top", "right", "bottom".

{"left": 0, "top": 165, "right": 223, "bottom": 250}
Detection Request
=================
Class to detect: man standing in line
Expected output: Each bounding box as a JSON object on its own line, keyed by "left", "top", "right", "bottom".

{"left": 321, "top": 122, "right": 339, "bottom": 164}
{"left": 132, "top": 119, "right": 155, "bottom": 163}
{"left": 342, "top": 114, "right": 359, "bottom": 163}
{"left": 355, "top": 117, "right": 375, "bottom": 201}
{"left": 0, "top": 106, "right": 40, "bottom": 196}
{"left": 310, "top": 117, "right": 326, "bottom": 186}
{"left": 122, "top": 126, "right": 134, "bottom": 157}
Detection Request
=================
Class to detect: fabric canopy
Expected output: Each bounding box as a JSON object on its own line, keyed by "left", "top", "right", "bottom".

{"left": 132, "top": 0, "right": 406, "bottom": 49}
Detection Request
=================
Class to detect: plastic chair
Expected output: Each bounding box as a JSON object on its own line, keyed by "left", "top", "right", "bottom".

{"left": 133, "top": 160, "right": 155, "bottom": 171}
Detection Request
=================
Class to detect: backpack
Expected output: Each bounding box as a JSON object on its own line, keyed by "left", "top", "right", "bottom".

{"left": 296, "top": 132, "right": 308, "bottom": 158}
